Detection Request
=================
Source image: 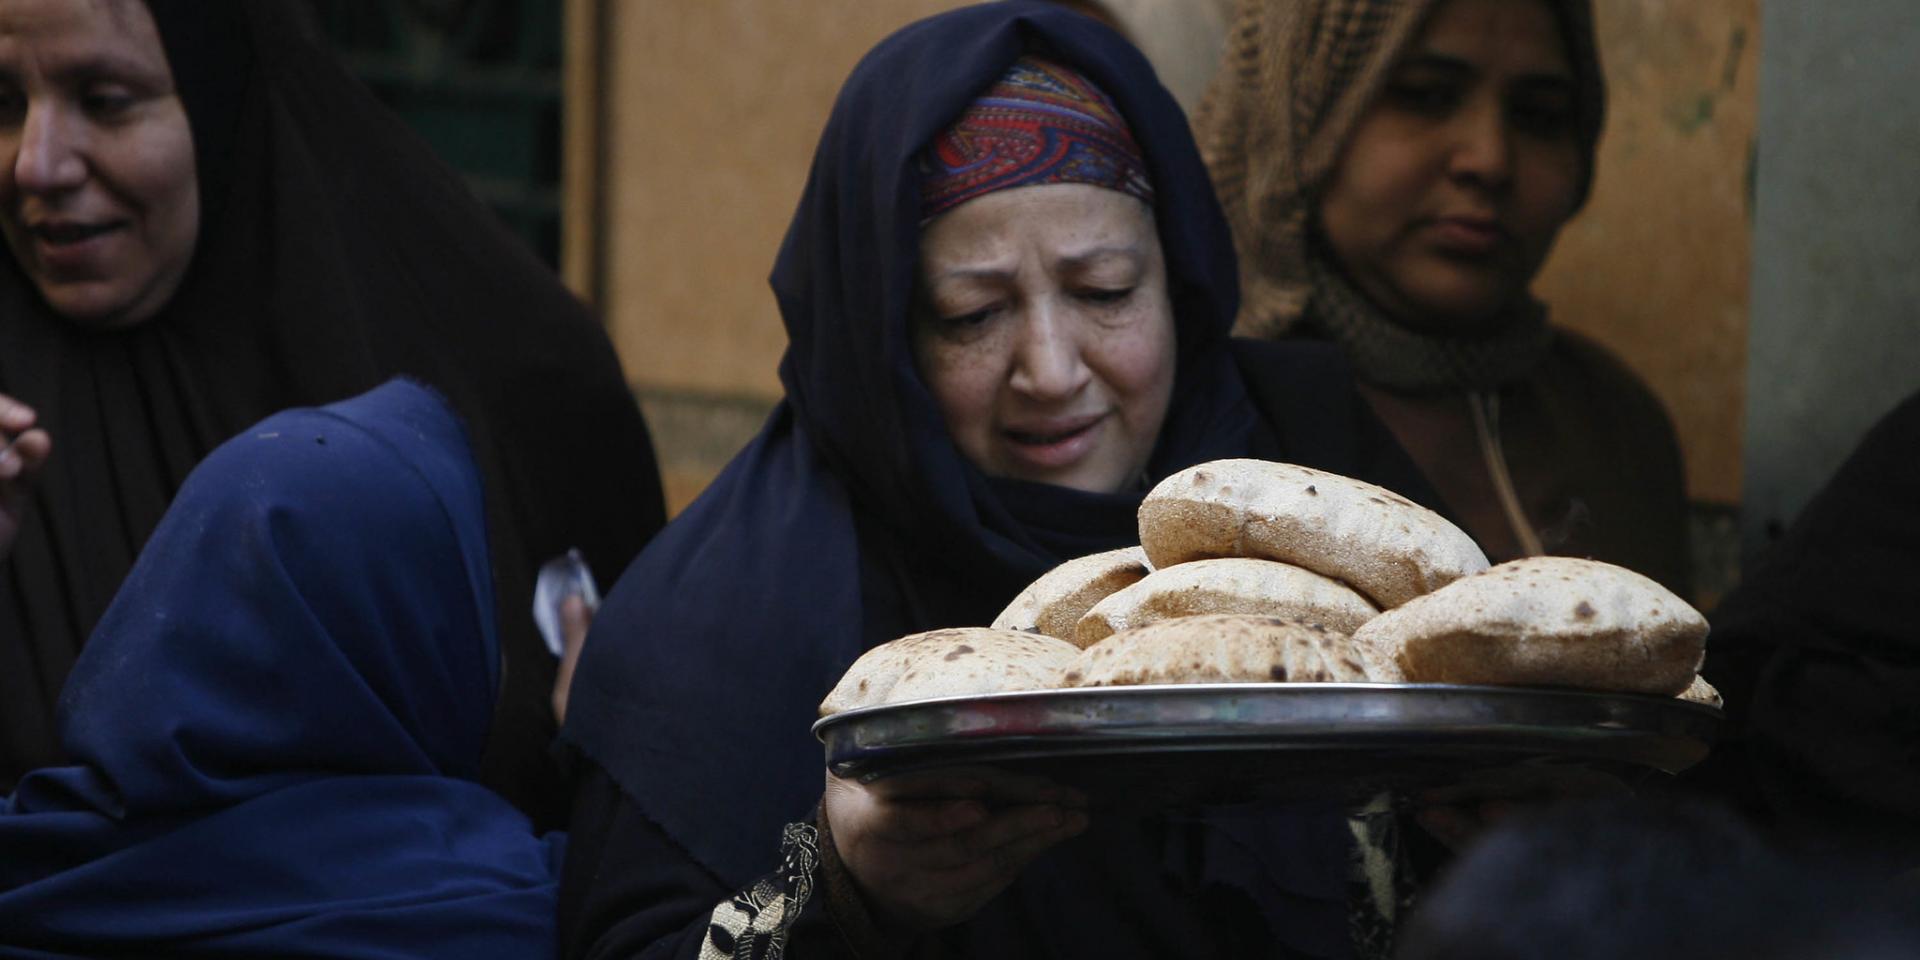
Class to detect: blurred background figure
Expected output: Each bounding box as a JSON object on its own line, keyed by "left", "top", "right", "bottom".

{"left": 1686, "top": 389, "right": 1920, "bottom": 876}
{"left": 1191, "top": 0, "right": 1692, "bottom": 596}
{"left": 0, "top": 381, "right": 568, "bottom": 958}
{"left": 1395, "top": 798, "right": 1920, "bottom": 960}
{"left": 1038, "top": 0, "right": 1233, "bottom": 112}
{"left": 0, "top": 0, "right": 664, "bottom": 824}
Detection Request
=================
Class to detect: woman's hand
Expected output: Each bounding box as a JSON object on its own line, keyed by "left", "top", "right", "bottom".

{"left": 822, "top": 766, "right": 1089, "bottom": 933}
{"left": 0, "top": 394, "right": 51, "bottom": 562}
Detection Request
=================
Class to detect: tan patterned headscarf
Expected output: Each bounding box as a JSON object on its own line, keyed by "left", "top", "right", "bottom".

{"left": 1192, "top": 0, "right": 1604, "bottom": 389}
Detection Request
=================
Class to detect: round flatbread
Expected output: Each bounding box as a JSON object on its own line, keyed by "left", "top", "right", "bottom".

{"left": 1138, "top": 459, "right": 1487, "bottom": 609}
{"left": 1075, "top": 557, "right": 1378, "bottom": 647}
{"left": 991, "top": 546, "right": 1151, "bottom": 645}
{"left": 818, "top": 627, "right": 1080, "bottom": 715}
{"left": 1679, "top": 674, "right": 1722, "bottom": 708}
{"left": 1351, "top": 557, "right": 1707, "bottom": 695}
{"left": 1061, "top": 614, "right": 1369, "bottom": 688}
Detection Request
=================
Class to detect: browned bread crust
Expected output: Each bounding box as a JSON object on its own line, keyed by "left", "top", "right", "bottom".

{"left": 1351, "top": 557, "right": 1707, "bottom": 695}
{"left": 818, "top": 628, "right": 1080, "bottom": 716}
{"left": 991, "top": 546, "right": 1151, "bottom": 645}
{"left": 1062, "top": 614, "right": 1370, "bottom": 687}
{"left": 1075, "top": 557, "right": 1378, "bottom": 646}
{"left": 1139, "top": 459, "right": 1488, "bottom": 609}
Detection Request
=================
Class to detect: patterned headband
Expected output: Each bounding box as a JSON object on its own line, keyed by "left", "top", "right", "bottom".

{"left": 920, "top": 56, "right": 1154, "bottom": 220}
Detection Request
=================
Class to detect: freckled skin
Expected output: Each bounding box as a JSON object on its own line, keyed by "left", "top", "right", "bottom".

{"left": 911, "top": 183, "right": 1177, "bottom": 494}
{"left": 1318, "top": 0, "right": 1584, "bottom": 334}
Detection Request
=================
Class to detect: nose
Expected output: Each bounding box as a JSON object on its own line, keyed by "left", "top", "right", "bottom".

{"left": 12, "top": 103, "right": 88, "bottom": 195}
{"left": 1447, "top": 100, "right": 1513, "bottom": 190}
{"left": 1008, "top": 299, "right": 1092, "bottom": 402}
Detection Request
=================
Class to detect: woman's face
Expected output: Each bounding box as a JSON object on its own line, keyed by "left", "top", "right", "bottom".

{"left": 0, "top": 0, "right": 199, "bottom": 328}
{"left": 1318, "top": 0, "right": 1582, "bottom": 333}
{"left": 912, "top": 182, "right": 1176, "bottom": 495}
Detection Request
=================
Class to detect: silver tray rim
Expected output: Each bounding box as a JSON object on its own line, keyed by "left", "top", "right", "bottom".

{"left": 814, "top": 682, "right": 1723, "bottom": 733}
{"left": 814, "top": 682, "right": 1724, "bottom": 782}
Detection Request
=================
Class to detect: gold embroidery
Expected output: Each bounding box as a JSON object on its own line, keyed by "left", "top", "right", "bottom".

{"left": 699, "top": 822, "right": 821, "bottom": 960}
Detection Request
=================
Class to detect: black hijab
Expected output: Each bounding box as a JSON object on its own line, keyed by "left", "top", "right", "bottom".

{"left": 0, "top": 1, "right": 665, "bottom": 823}
{"left": 561, "top": 1, "right": 1317, "bottom": 887}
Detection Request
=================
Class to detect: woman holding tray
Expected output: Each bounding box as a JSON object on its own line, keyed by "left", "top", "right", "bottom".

{"left": 559, "top": 3, "right": 1458, "bottom": 957}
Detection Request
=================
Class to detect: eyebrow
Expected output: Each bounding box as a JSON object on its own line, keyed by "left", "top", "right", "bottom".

{"left": 43, "top": 52, "right": 171, "bottom": 86}
{"left": 926, "top": 244, "right": 1147, "bottom": 285}
{"left": 1395, "top": 52, "right": 1576, "bottom": 89}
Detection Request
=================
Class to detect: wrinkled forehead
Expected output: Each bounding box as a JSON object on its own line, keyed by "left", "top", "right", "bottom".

{"left": 0, "top": 0, "right": 169, "bottom": 76}
{"left": 918, "top": 182, "right": 1160, "bottom": 281}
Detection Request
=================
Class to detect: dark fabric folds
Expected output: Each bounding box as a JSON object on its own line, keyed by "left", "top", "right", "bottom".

{"left": 0, "top": 1, "right": 666, "bottom": 818}
{"left": 1688, "top": 389, "right": 1920, "bottom": 867}
{"left": 0, "top": 380, "right": 563, "bottom": 958}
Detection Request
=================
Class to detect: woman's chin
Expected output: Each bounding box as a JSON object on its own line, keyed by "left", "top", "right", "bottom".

{"left": 33, "top": 280, "right": 165, "bottom": 330}
{"left": 989, "top": 456, "right": 1131, "bottom": 496}
{"left": 1388, "top": 281, "right": 1525, "bottom": 338}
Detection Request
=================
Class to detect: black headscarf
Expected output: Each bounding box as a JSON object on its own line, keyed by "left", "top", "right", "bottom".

{"left": 0, "top": 1, "right": 665, "bottom": 824}
{"left": 562, "top": 1, "right": 1320, "bottom": 887}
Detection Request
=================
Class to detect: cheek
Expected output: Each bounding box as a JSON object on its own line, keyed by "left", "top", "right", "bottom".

{"left": 913, "top": 335, "right": 1007, "bottom": 445}
{"left": 1512, "top": 150, "right": 1583, "bottom": 256}
{"left": 1096, "top": 308, "right": 1177, "bottom": 424}
{"left": 1322, "top": 124, "right": 1436, "bottom": 242}
{"left": 145, "top": 135, "right": 201, "bottom": 245}
{"left": 109, "top": 106, "right": 200, "bottom": 236}
{"left": 156, "top": 175, "right": 201, "bottom": 268}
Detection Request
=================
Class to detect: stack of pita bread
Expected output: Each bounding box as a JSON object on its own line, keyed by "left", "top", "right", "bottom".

{"left": 820, "top": 459, "right": 1717, "bottom": 716}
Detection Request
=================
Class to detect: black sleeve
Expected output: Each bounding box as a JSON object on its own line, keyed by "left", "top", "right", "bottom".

{"left": 559, "top": 763, "right": 865, "bottom": 960}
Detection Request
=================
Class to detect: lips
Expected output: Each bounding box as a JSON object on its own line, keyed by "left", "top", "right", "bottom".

{"left": 20, "top": 218, "right": 128, "bottom": 275}
{"left": 30, "top": 220, "right": 124, "bottom": 246}
{"left": 1001, "top": 413, "right": 1107, "bottom": 470}
{"left": 1426, "top": 214, "right": 1508, "bottom": 256}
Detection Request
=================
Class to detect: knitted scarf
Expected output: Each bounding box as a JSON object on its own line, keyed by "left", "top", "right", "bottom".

{"left": 1303, "top": 254, "right": 1555, "bottom": 393}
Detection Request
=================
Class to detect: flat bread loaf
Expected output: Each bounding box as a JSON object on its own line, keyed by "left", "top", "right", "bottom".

{"left": 1061, "top": 614, "right": 1370, "bottom": 688}
{"left": 1139, "top": 459, "right": 1487, "bottom": 609}
{"left": 1679, "top": 674, "right": 1722, "bottom": 708}
{"left": 991, "top": 546, "right": 1151, "bottom": 645}
{"left": 1076, "top": 557, "right": 1378, "bottom": 647}
{"left": 1351, "top": 557, "right": 1706, "bottom": 695}
{"left": 818, "top": 627, "right": 1080, "bottom": 716}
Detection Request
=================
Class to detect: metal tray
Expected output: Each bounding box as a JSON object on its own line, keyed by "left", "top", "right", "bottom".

{"left": 814, "top": 684, "right": 1721, "bottom": 808}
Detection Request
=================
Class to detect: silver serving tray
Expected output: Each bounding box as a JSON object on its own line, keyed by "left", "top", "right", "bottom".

{"left": 814, "top": 683, "right": 1721, "bottom": 808}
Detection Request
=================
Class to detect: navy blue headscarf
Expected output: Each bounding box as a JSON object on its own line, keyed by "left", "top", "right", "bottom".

{"left": 0, "top": 381, "right": 562, "bottom": 957}
{"left": 562, "top": 2, "right": 1265, "bottom": 886}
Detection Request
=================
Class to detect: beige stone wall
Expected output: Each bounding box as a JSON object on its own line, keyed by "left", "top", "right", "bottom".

{"left": 599, "top": 0, "right": 970, "bottom": 512}
{"left": 1534, "top": 0, "right": 1758, "bottom": 505}
{"left": 591, "top": 0, "right": 1758, "bottom": 514}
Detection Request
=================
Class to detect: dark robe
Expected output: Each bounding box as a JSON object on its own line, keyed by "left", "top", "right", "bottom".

{"left": 558, "top": 4, "right": 1441, "bottom": 957}
{"left": 0, "top": 1, "right": 666, "bottom": 822}
{"left": 0, "top": 381, "right": 564, "bottom": 957}
{"left": 1684, "top": 389, "right": 1920, "bottom": 872}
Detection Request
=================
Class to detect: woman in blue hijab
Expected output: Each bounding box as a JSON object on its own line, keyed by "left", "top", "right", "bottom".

{"left": 0, "top": 380, "right": 563, "bottom": 958}
{"left": 559, "top": 3, "right": 1442, "bottom": 957}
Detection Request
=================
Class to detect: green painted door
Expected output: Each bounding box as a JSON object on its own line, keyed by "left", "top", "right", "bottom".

{"left": 309, "top": 1, "right": 565, "bottom": 267}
